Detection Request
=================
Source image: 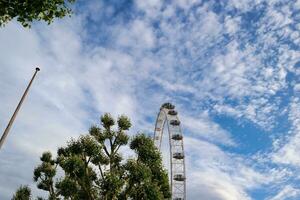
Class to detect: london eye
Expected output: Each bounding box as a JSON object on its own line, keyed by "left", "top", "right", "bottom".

{"left": 154, "top": 103, "right": 186, "bottom": 200}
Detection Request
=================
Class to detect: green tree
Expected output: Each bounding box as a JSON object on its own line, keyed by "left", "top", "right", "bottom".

{"left": 12, "top": 185, "right": 31, "bottom": 200}
{"left": 13, "top": 113, "right": 171, "bottom": 200}
{"left": 33, "top": 152, "right": 57, "bottom": 199}
{"left": 0, "top": 0, "right": 76, "bottom": 27}
{"left": 126, "top": 134, "right": 171, "bottom": 199}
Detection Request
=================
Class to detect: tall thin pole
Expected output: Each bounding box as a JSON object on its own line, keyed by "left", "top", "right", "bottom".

{"left": 0, "top": 67, "right": 40, "bottom": 150}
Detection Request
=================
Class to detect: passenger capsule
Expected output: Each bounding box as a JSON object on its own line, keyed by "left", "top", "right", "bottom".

{"left": 161, "top": 102, "right": 175, "bottom": 109}
{"left": 170, "top": 120, "right": 180, "bottom": 126}
{"left": 173, "top": 152, "right": 184, "bottom": 159}
{"left": 174, "top": 174, "right": 185, "bottom": 181}
{"left": 172, "top": 134, "right": 183, "bottom": 140}
{"left": 168, "top": 110, "right": 178, "bottom": 115}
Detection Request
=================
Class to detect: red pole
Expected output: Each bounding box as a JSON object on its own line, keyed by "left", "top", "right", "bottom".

{"left": 0, "top": 67, "right": 40, "bottom": 150}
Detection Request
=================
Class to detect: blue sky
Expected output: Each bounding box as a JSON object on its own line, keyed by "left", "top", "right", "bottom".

{"left": 1, "top": 0, "right": 300, "bottom": 199}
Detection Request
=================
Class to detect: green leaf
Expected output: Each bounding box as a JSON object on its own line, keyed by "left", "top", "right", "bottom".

{"left": 0, "top": 0, "right": 76, "bottom": 28}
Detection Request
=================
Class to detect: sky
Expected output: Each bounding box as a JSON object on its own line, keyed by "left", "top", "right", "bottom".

{"left": 0, "top": 0, "right": 300, "bottom": 199}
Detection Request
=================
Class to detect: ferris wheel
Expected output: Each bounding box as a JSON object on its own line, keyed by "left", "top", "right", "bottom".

{"left": 154, "top": 103, "right": 186, "bottom": 200}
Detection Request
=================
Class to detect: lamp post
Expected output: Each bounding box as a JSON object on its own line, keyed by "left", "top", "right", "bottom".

{"left": 0, "top": 67, "right": 40, "bottom": 150}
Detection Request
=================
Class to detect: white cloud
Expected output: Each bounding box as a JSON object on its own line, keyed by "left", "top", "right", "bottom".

{"left": 185, "top": 137, "right": 269, "bottom": 200}
{"left": 268, "top": 185, "right": 300, "bottom": 200}
{"left": 117, "top": 19, "right": 156, "bottom": 49}
{"left": 133, "top": 0, "right": 164, "bottom": 20}
{"left": 272, "top": 97, "right": 300, "bottom": 166}
{"left": 227, "top": 0, "right": 262, "bottom": 11}
{"left": 181, "top": 112, "right": 235, "bottom": 146}
{"left": 224, "top": 16, "right": 241, "bottom": 35}
{"left": 294, "top": 83, "right": 300, "bottom": 92}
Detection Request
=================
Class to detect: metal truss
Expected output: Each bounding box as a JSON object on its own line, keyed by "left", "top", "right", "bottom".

{"left": 154, "top": 103, "right": 186, "bottom": 200}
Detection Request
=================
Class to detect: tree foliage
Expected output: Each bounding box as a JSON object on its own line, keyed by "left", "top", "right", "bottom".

{"left": 12, "top": 185, "right": 31, "bottom": 200}
{"left": 0, "top": 0, "right": 76, "bottom": 27}
{"left": 13, "top": 113, "right": 170, "bottom": 200}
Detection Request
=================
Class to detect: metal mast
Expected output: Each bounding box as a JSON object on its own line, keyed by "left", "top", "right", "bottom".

{"left": 0, "top": 67, "right": 40, "bottom": 150}
{"left": 154, "top": 103, "right": 186, "bottom": 200}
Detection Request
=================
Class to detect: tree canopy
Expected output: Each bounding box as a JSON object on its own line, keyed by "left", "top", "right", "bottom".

{"left": 13, "top": 113, "right": 171, "bottom": 200}
{"left": 12, "top": 185, "right": 31, "bottom": 200}
{"left": 0, "top": 0, "right": 76, "bottom": 27}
